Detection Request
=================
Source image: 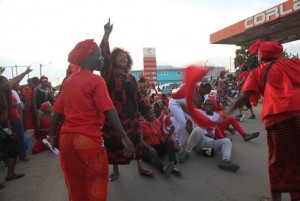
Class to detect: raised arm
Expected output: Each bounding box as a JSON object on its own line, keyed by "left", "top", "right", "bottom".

{"left": 8, "top": 68, "right": 32, "bottom": 89}
{"left": 100, "top": 18, "right": 113, "bottom": 76}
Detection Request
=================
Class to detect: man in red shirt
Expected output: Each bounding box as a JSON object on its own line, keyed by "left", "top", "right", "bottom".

{"left": 226, "top": 39, "right": 300, "bottom": 201}
{"left": 49, "top": 39, "right": 134, "bottom": 201}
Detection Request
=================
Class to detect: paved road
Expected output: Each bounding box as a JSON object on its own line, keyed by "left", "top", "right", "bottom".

{"left": 0, "top": 102, "right": 291, "bottom": 201}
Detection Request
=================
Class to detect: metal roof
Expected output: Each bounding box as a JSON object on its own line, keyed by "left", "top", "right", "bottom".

{"left": 210, "top": 1, "right": 300, "bottom": 46}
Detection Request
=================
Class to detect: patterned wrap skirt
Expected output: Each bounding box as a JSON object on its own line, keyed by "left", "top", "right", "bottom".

{"left": 59, "top": 133, "right": 108, "bottom": 201}
{"left": 266, "top": 115, "right": 300, "bottom": 195}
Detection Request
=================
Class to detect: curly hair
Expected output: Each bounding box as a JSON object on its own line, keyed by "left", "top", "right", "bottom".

{"left": 111, "top": 47, "right": 133, "bottom": 72}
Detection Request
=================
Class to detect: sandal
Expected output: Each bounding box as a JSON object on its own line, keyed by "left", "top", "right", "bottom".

{"left": 260, "top": 196, "right": 272, "bottom": 201}
{"left": 109, "top": 172, "right": 119, "bottom": 182}
{"left": 171, "top": 167, "right": 182, "bottom": 176}
{"left": 5, "top": 173, "right": 25, "bottom": 181}
{"left": 139, "top": 169, "right": 154, "bottom": 177}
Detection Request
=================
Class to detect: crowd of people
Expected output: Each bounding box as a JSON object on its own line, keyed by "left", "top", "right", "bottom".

{"left": 1, "top": 19, "right": 299, "bottom": 201}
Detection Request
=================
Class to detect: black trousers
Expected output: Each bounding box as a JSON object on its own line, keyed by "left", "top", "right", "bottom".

{"left": 142, "top": 140, "right": 177, "bottom": 171}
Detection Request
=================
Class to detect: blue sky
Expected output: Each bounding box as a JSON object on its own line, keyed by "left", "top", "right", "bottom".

{"left": 0, "top": 0, "right": 299, "bottom": 85}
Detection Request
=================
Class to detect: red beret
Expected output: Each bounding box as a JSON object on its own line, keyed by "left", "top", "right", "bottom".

{"left": 205, "top": 97, "right": 218, "bottom": 111}
{"left": 68, "top": 39, "right": 97, "bottom": 66}
{"left": 220, "top": 70, "right": 226, "bottom": 76}
{"left": 40, "top": 76, "right": 48, "bottom": 83}
{"left": 249, "top": 39, "right": 283, "bottom": 59}
{"left": 40, "top": 101, "right": 51, "bottom": 112}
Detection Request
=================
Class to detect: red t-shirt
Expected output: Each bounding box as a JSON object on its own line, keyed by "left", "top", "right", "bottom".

{"left": 10, "top": 93, "right": 20, "bottom": 121}
{"left": 53, "top": 70, "right": 115, "bottom": 143}
{"left": 242, "top": 58, "right": 300, "bottom": 124}
{"left": 141, "top": 119, "right": 164, "bottom": 145}
{"left": 171, "top": 85, "right": 185, "bottom": 99}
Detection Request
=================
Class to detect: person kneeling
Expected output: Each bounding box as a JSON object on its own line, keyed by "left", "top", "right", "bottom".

{"left": 179, "top": 98, "right": 240, "bottom": 172}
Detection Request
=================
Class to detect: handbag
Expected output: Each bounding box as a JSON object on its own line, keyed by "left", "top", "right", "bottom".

{"left": 0, "top": 126, "right": 13, "bottom": 144}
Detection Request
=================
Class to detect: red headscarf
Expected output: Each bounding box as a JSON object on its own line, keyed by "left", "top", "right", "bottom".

{"left": 205, "top": 97, "right": 218, "bottom": 111}
{"left": 40, "top": 101, "right": 51, "bottom": 112}
{"left": 220, "top": 70, "right": 226, "bottom": 77}
{"left": 68, "top": 39, "right": 97, "bottom": 66}
{"left": 249, "top": 39, "right": 283, "bottom": 59}
{"left": 40, "top": 76, "right": 48, "bottom": 83}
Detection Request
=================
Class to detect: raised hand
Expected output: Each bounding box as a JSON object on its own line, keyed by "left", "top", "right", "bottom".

{"left": 104, "top": 18, "right": 113, "bottom": 35}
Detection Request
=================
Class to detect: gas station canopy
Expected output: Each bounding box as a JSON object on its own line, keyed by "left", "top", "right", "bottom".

{"left": 210, "top": 0, "right": 300, "bottom": 46}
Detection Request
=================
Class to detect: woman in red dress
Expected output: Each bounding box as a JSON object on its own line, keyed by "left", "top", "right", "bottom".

{"left": 227, "top": 39, "right": 300, "bottom": 201}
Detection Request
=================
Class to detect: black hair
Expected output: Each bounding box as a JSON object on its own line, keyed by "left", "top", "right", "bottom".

{"left": 32, "top": 77, "right": 39, "bottom": 85}
{"left": 111, "top": 48, "right": 133, "bottom": 72}
{"left": 140, "top": 105, "right": 153, "bottom": 117}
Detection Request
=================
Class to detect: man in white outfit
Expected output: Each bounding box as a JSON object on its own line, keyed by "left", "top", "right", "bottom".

{"left": 179, "top": 97, "right": 240, "bottom": 172}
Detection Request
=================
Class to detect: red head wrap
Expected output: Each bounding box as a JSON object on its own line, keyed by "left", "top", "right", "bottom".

{"left": 68, "top": 39, "right": 97, "bottom": 66}
{"left": 205, "top": 97, "right": 218, "bottom": 111}
{"left": 40, "top": 76, "right": 48, "bottom": 83}
{"left": 241, "top": 63, "right": 248, "bottom": 71}
{"left": 249, "top": 39, "right": 283, "bottom": 59}
{"left": 40, "top": 101, "right": 51, "bottom": 112}
{"left": 220, "top": 70, "right": 226, "bottom": 76}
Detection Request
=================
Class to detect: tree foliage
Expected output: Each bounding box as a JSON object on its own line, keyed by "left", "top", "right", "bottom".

{"left": 234, "top": 46, "right": 298, "bottom": 71}
{"left": 0, "top": 67, "right": 5, "bottom": 75}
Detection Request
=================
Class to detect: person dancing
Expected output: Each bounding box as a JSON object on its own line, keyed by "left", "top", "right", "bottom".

{"left": 100, "top": 19, "right": 153, "bottom": 181}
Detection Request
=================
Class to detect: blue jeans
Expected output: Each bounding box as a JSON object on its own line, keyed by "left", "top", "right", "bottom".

{"left": 11, "top": 118, "right": 27, "bottom": 160}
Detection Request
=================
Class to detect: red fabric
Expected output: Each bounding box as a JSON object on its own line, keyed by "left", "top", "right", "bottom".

{"left": 185, "top": 66, "right": 216, "bottom": 128}
{"left": 219, "top": 116, "right": 246, "bottom": 138}
{"left": 10, "top": 93, "right": 20, "bottom": 121}
{"left": 68, "top": 39, "right": 97, "bottom": 66}
{"left": 237, "top": 71, "right": 249, "bottom": 83}
{"left": 40, "top": 101, "right": 51, "bottom": 112}
{"left": 53, "top": 70, "right": 114, "bottom": 143}
{"left": 171, "top": 85, "right": 185, "bottom": 99}
{"left": 40, "top": 76, "right": 48, "bottom": 83}
{"left": 32, "top": 114, "right": 52, "bottom": 154}
{"left": 220, "top": 70, "right": 226, "bottom": 76}
{"left": 22, "top": 86, "right": 35, "bottom": 130}
{"left": 205, "top": 97, "right": 218, "bottom": 111}
{"left": 157, "top": 113, "right": 173, "bottom": 136}
{"left": 266, "top": 117, "right": 300, "bottom": 193}
{"left": 59, "top": 133, "right": 108, "bottom": 201}
{"left": 141, "top": 119, "right": 165, "bottom": 145}
{"left": 249, "top": 39, "right": 283, "bottom": 59}
{"left": 241, "top": 58, "right": 300, "bottom": 121}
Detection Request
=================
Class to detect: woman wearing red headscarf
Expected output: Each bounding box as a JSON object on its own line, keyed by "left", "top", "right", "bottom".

{"left": 227, "top": 39, "right": 300, "bottom": 201}
{"left": 49, "top": 38, "right": 134, "bottom": 201}
{"left": 100, "top": 19, "right": 154, "bottom": 181}
{"left": 32, "top": 101, "right": 52, "bottom": 154}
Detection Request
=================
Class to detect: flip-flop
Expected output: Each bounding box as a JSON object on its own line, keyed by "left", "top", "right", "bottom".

{"left": 139, "top": 169, "right": 154, "bottom": 177}
{"left": 164, "top": 161, "right": 175, "bottom": 178}
{"left": 5, "top": 173, "right": 25, "bottom": 181}
{"left": 171, "top": 167, "right": 182, "bottom": 176}
{"left": 109, "top": 172, "right": 119, "bottom": 182}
